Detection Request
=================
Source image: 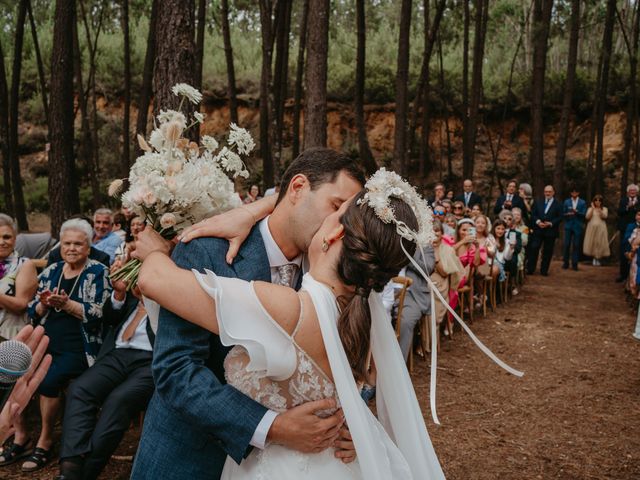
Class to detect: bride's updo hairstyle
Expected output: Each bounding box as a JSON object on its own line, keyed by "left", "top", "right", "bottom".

{"left": 336, "top": 190, "right": 418, "bottom": 382}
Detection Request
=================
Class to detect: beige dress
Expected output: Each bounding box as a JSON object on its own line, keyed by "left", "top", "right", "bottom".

{"left": 583, "top": 207, "right": 610, "bottom": 258}
{"left": 0, "top": 251, "right": 29, "bottom": 340}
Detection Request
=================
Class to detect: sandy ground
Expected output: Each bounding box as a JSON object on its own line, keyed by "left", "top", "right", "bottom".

{"left": 4, "top": 260, "right": 639, "bottom": 479}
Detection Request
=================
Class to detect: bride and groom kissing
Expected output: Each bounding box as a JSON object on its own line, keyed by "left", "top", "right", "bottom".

{"left": 128, "top": 148, "right": 445, "bottom": 479}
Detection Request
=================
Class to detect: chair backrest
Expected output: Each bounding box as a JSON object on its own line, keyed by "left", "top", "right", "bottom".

{"left": 391, "top": 276, "right": 413, "bottom": 338}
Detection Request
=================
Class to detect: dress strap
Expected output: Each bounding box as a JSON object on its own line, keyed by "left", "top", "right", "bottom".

{"left": 291, "top": 292, "right": 305, "bottom": 339}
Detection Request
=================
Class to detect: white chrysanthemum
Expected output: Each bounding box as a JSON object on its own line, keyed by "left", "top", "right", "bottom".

{"left": 216, "top": 147, "right": 246, "bottom": 177}
{"left": 228, "top": 123, "right": 256, "bottom": 155}
{"left": 156, "top": 110, "right": 187, "bottom": 129}
{"left": 171, "top": 83, "right": 203, "bottom": 104}
{"left": 201, "top": 135, "right": 219, "bottom": 152}
{"left": 194, "top": 111, "right": 205, "bottom": 123}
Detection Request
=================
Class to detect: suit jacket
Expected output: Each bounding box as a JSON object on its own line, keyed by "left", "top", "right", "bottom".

{"left": 404, "top": 247, "right": 436, "bottom": 313}
{"left": 623, "top": 222, "right": 640, "bottom": 253}
{"left": 132, "top": 226, "right": 272, "bottom": 480}
{"left": 494, "top": 194, "right": 525, "bottom": 215}
{"left": 617, "top": 196, "right": 640, "bottom": 231}
{"left": 563, "top": 198, "right": 587, "bottom": 233}
{"left": 97, "top": 294, "right": 155, "bottom": 361}
{"left": 454, "top": 192, "right": 482, "bottom": 209}
{"left": 531, "top": 197, "right": 563, "bottom": 238}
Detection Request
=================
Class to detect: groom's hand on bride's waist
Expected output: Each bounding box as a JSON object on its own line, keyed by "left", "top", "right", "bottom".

{"left": 267, "top": 399, "right": 344, "bottom": 454}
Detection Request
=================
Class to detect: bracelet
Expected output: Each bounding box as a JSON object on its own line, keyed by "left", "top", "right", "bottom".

{"left": 240, "top": 206, "right": 258, "bottom": 225}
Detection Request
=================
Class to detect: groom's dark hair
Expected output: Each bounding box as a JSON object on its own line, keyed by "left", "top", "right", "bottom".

{"left": 276, "top": 148, "right": 365, "bottom": 204}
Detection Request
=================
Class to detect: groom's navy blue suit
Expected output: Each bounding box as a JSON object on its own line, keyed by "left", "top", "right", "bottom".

{"left": 131, "top": 227, "right": 273, "bottom": 479}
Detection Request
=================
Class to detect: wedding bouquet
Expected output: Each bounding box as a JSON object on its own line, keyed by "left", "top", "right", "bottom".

{"left": 109, "top": 83, "right": 254, "bottom": 289}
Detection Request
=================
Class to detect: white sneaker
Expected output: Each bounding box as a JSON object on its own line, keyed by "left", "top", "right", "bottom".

{"left": 511, "top": 288, "right": 519, "bottom": 296}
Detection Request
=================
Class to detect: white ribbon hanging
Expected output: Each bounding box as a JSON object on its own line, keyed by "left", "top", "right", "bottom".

{"left": 400, "top": 240, "right": 525, "bottom": 425}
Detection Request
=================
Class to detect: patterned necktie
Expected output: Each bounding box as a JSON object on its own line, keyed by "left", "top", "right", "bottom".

{"left": 276, "top": 264, "right": 297, "bottom": 287}
{"left": 122, "top": 304, "right": 147, "bottom": 342}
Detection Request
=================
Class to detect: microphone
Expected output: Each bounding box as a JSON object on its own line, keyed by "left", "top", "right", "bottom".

{"left": 0, "top": 340, "right": 33, "bottom": 411}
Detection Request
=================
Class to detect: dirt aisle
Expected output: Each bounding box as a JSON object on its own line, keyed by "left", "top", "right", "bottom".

{"left": 5, "top": 261, "right": 639, "bottom": 479}
{"left": 415, "top": 261, "right": 640, "bottom": 480}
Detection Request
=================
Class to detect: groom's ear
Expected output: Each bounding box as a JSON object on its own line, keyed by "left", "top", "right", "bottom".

{"left": 287, "top": 174, "right": 310, "bottom": 204}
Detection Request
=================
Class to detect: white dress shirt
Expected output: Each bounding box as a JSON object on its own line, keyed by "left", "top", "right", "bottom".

{"left": 110, "top": 293, "right": 153, "bottom": 352}
{"left": 250, "top": 217, "right": 304, "bottom": 449}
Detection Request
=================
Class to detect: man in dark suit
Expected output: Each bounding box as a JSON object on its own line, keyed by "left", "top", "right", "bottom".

{"left": 617, "top": 184, "right": 640, "bottom": 282}
{"left": 562, "top": 186, "right": 587, "bottom": 270}
{"left": 494, "top": 179, "right": 525, "bottom": 215}
{"left": 455, "top": 179, "right": 482, "bottom": 212}
{"left": 428, "top": 182, "right": 446, "bottom": 207}
{"left": 527, "top": 185, "right": 563, "bottom": 276}
{"left": 130, "top": 149, "right": 365, "bottom": 480}
{"left": 56, "top": 273, "right": 155, "bottom": 480}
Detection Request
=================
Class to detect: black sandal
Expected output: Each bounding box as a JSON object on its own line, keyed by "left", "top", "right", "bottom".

{"left": 0, "top": 438, "right": 32, "bottom": 466}
{"left": 21, "top": 447, "right": 52, "bottom": 472}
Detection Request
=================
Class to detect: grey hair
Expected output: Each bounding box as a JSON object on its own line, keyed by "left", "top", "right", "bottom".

{"left": 432, "top": 219, "right": 443, "bottom": 231}
{"left": 511, "top": 207, "right": 522, "bottom": 215}
{"left": 627, "top": 184, "right": 639, "bottom": 193}
{"left": 60, "top": 219, "right": 93, "bottom": 246}
{"left": 519, "top": 183, "right": 532, "bottom": 197}
{"left": 93, "top": 208, "right": 113, "bottom": 220}
{"left": 499, "top": 209, "right": 514, "bottom": 222}
{"left": 0, "top": 213, "right": 17, "bottom": 235}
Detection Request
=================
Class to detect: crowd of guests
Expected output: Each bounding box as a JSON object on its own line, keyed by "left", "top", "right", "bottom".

{"left": 0, "top": 176, "right": 627, "bottom": 477}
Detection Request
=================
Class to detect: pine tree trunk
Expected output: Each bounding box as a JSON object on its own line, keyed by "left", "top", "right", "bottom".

{"left": 621, "top": 2, "right": 639, "bottom": 193}
{"left": 135, "top": 0, "right": 159, "bottom": 146}
{"left": 461, "top": 0, "right": 470, "bottom": 178}
{"left": 0, "top": 40, "right": 13, "bottom": 216}
{"left": 49, "top": 0, "right": 79, "bottom": 236}
{"left": 220, "top": 0, "right": 238, "bottom": 124}
{"left": 464, "top": 0, "right": 489, "bottom": 180}
{"left": 304, "top": 0, "right": 330, "bottom": 149}
{"left": 27, "top": 0, "right": 49, "bottom": 126}
{"left": 194, "top": 0, "right": 206, "bottom": 93}
{"left": 438, "top": 36, "right": 453, "bottom": 179}
{"left": 393, "top": 0, "right": 413, "bottom": 175}
{"left": 553, "top": 0, "right": 580, "bottom": 198}
{"left": 355, "top": 0, "right": 377, "bottom": 175}
{"left": 292, "top": 0, "right": 309, "bottom": 159}
{"left": 153, "top": 0, "right": 196, "bottom": 137}
{"left": 122, "top": 0, "right": 131, "bottom": 176}
{"left": 9, "top": 0, "right": 29, "bottom": 230}
{"left": 273, "top": 0, "right": 293, "bottom": 167}
{"left": 73, "top": 19, "right": 99, "bottom": 209}
{"left": 528, "top": 0, "right": 553, "bottom": 196}
{"left": 259, "top": 0, "right": 275, "bottom": 187}
{"left": 594, "top": 0, "right": 616, "bottom": 195}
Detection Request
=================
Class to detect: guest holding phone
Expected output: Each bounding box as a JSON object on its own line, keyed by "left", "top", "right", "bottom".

{"left": 562, "top": 185, "right": 587, "bottom": 271}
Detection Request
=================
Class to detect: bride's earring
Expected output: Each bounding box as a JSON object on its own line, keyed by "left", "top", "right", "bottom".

{"left": 321, "top": 238, "right": 329, "bottom": 252}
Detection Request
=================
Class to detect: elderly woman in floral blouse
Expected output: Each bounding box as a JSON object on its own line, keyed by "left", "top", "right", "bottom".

{"left": 21, "top": 219, "right": 111, "bottom": 472}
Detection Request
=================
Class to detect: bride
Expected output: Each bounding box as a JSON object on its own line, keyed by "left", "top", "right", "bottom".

{"left": 136, "top": 171, "right": 445, "bottom": 479}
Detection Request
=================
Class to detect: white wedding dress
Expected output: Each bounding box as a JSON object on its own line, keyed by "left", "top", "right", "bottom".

{"left": 193, "top": 270, "right": 445, "bottom": 480}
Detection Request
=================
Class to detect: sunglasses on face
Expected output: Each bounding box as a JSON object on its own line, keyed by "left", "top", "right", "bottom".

{"left": 434, "top": 210, "right": 445, "bottom": 215}
{"left": 454, "top": 206, "right": 463, "bottom": 210}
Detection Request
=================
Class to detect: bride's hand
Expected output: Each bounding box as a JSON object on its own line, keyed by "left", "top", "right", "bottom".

{"left": 334, "top": 427, "right": 356, "bottom": 463}
{"left": 132, "top": 228, "right": 173, "bottom": 262}
{"left": 179, "top": 194, "right": 278, "bottom": 264}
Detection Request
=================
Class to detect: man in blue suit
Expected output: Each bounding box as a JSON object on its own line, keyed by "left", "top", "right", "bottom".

{"left": 562, "top": 186, "right": 587, "bottom": 270}
{"left": 494, "top": 179, "right": 526, "bottom": 215}
{"left": 129, "top": 148, "right": 364, "bottom": 480}
{"left": 616, "top": 184, "right": 640, "bottom": 281}
{"left": 527, "top": 185, "right": 563, "bottom": 276}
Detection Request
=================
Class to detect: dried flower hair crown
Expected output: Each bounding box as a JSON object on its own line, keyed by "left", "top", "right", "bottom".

{"left": 356, "top": 168, "right": 435, "bottom": 247}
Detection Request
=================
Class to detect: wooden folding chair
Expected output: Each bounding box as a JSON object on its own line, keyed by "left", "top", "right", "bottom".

{"left": 457, "top": 265, "right": 475, "bottom": 323}
{"left": 392, "top": 276, "right": 414, "bottom": 372}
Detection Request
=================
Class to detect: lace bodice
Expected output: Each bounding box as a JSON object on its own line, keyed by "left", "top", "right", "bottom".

{"left": 223, "top": 294, "right": 339, "bottom": 416}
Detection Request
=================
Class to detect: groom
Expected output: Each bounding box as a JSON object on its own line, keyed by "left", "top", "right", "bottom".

{"left": 130, "top": 148, "right": 365, "bottom": 479}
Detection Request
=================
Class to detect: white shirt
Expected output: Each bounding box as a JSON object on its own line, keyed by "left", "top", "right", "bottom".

{"left": 464, "top": 192, "right": 471, "bottom": 205}
{"left": 506, "top": 194, "right": 513, "bottom": 202}
{"left": 250, "top": 217, "right": 304, "bottom": 449}
{"left": 110, "top": 293, "right": 153, "bottom": 352}
{"left": 571, "top": 197, "right": 579, "bottom": 210}
{"left": 544, "top": 197, "right": 554, "bottom": 214}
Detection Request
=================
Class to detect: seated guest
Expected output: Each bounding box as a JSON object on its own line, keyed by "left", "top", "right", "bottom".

{"left": 47, "top": 215, "right": 110, "bottom": 268}
{"left": 112, "top": 213, "right": 127, "bottom": 243}
{"left": 441, "top": 199, "right": 453, "bottom": 215}
{"left": 444, "top": 214, "right": 457, "bottom": 237}
{"left": 430, "top": 220, "right": 464, "bottom": 333}
{"left": 114, "top": 215, "right": 146, "bottom": 264}
{"left": 455, "top": 218, "right": 486, "bottom": 271}
{"left": 492, "top": 220, "right": 517, "bottom": 284}
{"left": 398, "top": 246, "right": 436, "bottom": 362}
{"left": 494, "top": 179, "right": 525, "bottom": 215}
{"left": 474, "top": 215, "right": 499, "bottom": 280}
{"left": 469, "top": 203, "right": 483, "bottom": 219}
{"left": 583, "top": 195, "right": 610, "bottom": 266}
{"left": 445, "top": 188, "right": 455, "bottom": 201}
{"left": 511, "top": 207, "right": 529, "bottom": 276}
{"left": 452, "top": 201, "right": 465, "bottom": 221}
{"left": 518, "top": 182, "right": 534, "bottom": 224}
{"left": 243, "top": 184, "right": 262, "bottom": 204}
{"left": 92, "top": 209, "right": 123, "bottom": 264}
{"left": 455, "top": 179, "right": 482, "bottom": 211}
{"left": 432, "top": 203, "right": 446, "bottom": 224}
{"left": 22, "top": 219, "right": 111, "bottom": 472}
{"left": 0, "top": 214, "right": 38, "bottom": 466}
{"left": 56, "top": 265, "right": 155, "bottom": 480}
